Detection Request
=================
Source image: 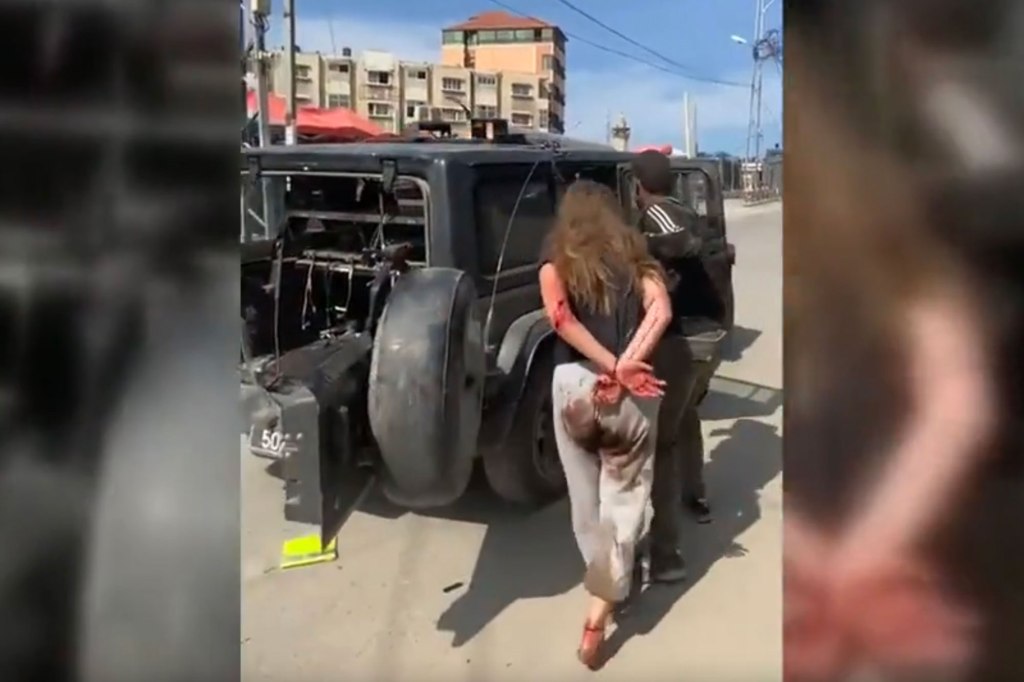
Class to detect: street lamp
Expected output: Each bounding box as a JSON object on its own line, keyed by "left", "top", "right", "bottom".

{"left": 730, "top": 34, "right": 748, "bottom": 45}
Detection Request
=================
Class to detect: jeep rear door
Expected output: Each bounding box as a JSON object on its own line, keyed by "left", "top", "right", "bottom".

{"left": 670, "top": 164, "right": 734, "bottom": 321}
{"left": 617, "top": 161, "right": 735, "bottom": 327}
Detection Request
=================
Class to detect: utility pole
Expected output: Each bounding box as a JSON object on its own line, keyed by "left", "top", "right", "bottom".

{"left": 251, "top": 0, "right": 273, "bottom": 150}
{"left": 284, "top": 0, "right": 297, "bottom": 144}
{"left": 683, "top": 92, "right": 691, "bottom": 158}
{"left": 247, "top": 0, "right": 275, "bottom": 238}
{"left": 744, "top": 0, "right": 781, "bottom": 161}
{"left": 692, "top": 99, "right": 699, "bottom": 156}
{"left": 744, "top": 0, "right": 764, "bottom": 161}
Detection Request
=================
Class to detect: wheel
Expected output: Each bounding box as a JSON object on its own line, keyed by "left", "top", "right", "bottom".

{"left": 368, "top": 267, "right": 485, "bottom": 509}
{"left": 483, "top": 349, "right": 567, "bottom": 506}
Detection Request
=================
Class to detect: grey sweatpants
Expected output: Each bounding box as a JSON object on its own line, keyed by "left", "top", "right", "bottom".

{"left": 551, "top": 361, "right": 661, "bottom": 603}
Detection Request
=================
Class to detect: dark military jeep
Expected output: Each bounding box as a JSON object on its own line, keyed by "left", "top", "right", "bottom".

{"left": 240, "top": 140, "right": 734, "bottom": 540}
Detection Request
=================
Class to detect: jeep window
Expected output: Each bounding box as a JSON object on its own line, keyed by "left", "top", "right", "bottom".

{"left": 674, "top": 171, "right": 709, "bottom": 216}
{"left": 473, "top": 167, "right": 554, "bottom": 276}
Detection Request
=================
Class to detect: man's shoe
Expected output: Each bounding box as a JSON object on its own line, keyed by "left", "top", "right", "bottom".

{"left": 689, "top": 496, "right": 712, "bottom": 524}
{"left": 649, "top": 550, "right": 687, "bottom": 584}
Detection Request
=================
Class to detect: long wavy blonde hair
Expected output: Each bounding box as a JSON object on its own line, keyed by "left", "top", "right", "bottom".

{"left": 543, "top": 179, "right": 664, "bottom": 315}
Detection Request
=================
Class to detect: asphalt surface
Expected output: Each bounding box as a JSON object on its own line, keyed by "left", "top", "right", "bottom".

{"left": 241, "top": 199, "right": 783, "bottom": 681}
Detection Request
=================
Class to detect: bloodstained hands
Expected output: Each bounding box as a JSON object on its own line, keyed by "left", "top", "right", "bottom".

{"left": 784, "top": 518, "right": 979, "bottom": 682}
{"left": 592, "top": 358, "right": 666, "bottom": 406}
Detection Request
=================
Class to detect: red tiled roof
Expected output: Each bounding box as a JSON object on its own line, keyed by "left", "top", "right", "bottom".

{"left": 444, "top": 10, "right": 552, "bottom": 31}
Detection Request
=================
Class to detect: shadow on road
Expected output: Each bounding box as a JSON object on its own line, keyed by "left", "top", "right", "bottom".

{"left": 354, "top": 468, "right": 581, "bottom": 646}
{"left": 720, "top": 325, "right": 762, "bottom": 362}
{"left": 254, "top": 395, "right": 782, "bottom": 650}
{"left": 601, "top": 417, "right": 782, "bottom": 662}
{"left": 700, "top": 376, "right": 783, "bottom": 421}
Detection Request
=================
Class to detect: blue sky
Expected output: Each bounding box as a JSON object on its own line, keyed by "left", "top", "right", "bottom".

{"left": 265, "top": 0, "right": 782, "bottom": 154}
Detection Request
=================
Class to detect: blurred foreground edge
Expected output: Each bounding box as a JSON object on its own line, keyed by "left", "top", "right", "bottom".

{"left": 0, "top": 1, "right": 240, "bottom": 680}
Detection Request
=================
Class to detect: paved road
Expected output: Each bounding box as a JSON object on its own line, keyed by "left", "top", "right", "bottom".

{"left": 241, "top": 200, "right": 782, "bottom": 681}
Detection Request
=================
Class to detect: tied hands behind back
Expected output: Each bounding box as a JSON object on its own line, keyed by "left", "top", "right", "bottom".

{"left": 592, "top": 357, "right": 665, "bottom": 405}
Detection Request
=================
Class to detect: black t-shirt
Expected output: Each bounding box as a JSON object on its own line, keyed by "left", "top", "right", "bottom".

{"left": 542, "top": 261, "right": 642, "bottom": 367}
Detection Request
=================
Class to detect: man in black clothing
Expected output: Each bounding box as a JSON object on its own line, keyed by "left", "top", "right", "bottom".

{"left": 632, "top": 150, "right": 717, "bottom": 583}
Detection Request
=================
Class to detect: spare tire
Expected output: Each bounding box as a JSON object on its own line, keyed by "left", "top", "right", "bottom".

{"left": 368, "top": 268, "right": 485, "bottom": 508}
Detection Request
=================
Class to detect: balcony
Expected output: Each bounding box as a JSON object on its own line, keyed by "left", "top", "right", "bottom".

{"left": 361, "top": 85, "right": 397, "bottom": 102}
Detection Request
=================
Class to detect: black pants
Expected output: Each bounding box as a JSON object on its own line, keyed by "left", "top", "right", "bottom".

{"left": 649, "top": 333, "right": 720, "bottom": 554}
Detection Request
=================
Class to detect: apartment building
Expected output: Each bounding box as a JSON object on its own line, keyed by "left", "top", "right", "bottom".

{"left": 354, "top": 50, "right": 401, "bottom": 133}
{"left": 268, "top": 14, "right": 567, "bottom": 135}
{"left": 270, "top": 51, "right": 324, "bottom": 107}
{"left": 322, "top": 50, "right": 355, "bottom": 110}
{"left": 440, "top": 10, "right": 567, "bottom": 133}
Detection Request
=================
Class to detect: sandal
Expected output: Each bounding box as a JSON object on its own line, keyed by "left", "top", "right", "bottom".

{"left": 577, "top": 621, "right": 606, "bottom": 670}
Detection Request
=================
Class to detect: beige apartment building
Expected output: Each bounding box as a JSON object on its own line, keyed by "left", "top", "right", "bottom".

{"left": 266, "top": 11, "right": 567, "bottom": 135}
{"left": 441, "top": 11, "right": 567, "bottom": 133}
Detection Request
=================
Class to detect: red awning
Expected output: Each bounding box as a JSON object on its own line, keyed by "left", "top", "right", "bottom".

{"left": 246, "top": 90, "right": 385, "bottom": 140}
{"left": 634, "top": 144, "right": 674, "bottom": 155}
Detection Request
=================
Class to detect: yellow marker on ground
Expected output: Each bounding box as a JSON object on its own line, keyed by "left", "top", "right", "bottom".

{"left": 279, "top": 534, "right": 338, "bottom": 569}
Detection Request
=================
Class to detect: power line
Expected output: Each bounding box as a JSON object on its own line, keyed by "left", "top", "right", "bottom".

{"left": 551, "top": 0, "right": 744, "bottom": 87}
{"left": 485, "top": 0, "right": 745, "bottom": 88}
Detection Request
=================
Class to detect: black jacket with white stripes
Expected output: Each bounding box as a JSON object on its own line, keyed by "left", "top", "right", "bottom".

{"left": 638, "top": 196, "right": 703, "bottom": 261}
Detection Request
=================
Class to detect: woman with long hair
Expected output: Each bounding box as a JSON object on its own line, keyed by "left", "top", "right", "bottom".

{"left": 538, "top": 179, "right": 672, "bottom": 669}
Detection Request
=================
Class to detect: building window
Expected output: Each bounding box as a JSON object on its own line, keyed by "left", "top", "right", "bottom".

{"left": 442, "top": 30, "right": 464, "bottom": 44}
{"left": 476, "top": 74, "right": 497, "bottom": 87}
{"left": 296, "top": 65, "right": 312, "bottom": 81}
{"left": 441, "top": 77, "right": 464, "bottom": 92}
{"left": 368, "top": 71, "right": 391, "bottom": 85}
{"left": 511, "top": 113, "right": 532, "bottom": 126}
{"left": 441, "top": 107, "right": 466, "bottom": 122}
{"left": 475, "top": 104, "right": 497, "bottom": 118}
{"left": 514, "top": 29, "right": 534, "bottom": 41}
{"left": 539, "top": 110, "right": 549, "bottom": 129}
{"left": 541, "top": 28, "right": 554, "bottom": 41}
{"left": 328, "top": 94, "right": 351, "bottom": 108}
{"left": 405, "top": 101, "right": 427, "bottom": 119}
{"left": 539, "top": 79, "right": 549, "bottom": 98}
{"left": 511, "top": 83, "right": 533, "bottom": 98}
{"left": 329, "top": 63, "right": 349, "bottom": 74}
{"left": 496, "top": 29, "right": 515, "bottom": 41}
{"left": 542, "top": 54, "right": 557, "bottom": 71}
{"left": 368, "top": 102, "right": 392, "bottom": 117}
{"left": 477, "top": 30, "right": 496, "bottom": 43}
{"left": 408, "top": 69, "right": 427, "bottom": 80}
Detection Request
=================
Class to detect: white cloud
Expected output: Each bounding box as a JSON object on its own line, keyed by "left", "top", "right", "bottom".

{"left": 269, "top": 15, "right": 782, "bottom": 149}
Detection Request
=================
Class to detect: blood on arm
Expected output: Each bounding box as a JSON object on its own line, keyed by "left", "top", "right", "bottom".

{"left": 539, "top": 263, "right": 617, "bottom": 373}
{"left": 552, "top": 298, "right": 570, "bottom": 330}
{"left": 840, "top": 289, "right": 994, "bottom": 559}
{"left": 620, "top": 275, "right": 672, "bottom": 363}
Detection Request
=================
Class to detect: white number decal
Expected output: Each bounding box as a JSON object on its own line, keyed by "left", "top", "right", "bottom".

{"left": 260, "top": 429, "right": 284, "bottom": 453}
